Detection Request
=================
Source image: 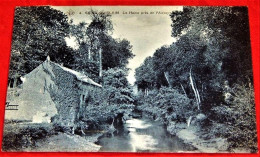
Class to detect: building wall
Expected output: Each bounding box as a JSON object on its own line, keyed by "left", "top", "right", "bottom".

{"left": 5, "top": 61, "right": 58, "bottom": 122}
{"left": 49, "top": 62, "right": 101, "bottom": 127}
{"left": 49, "top": 62, "right": 81, "bottom": 126}
{"left": 5, "top": 60, "right": 101, "bottom": 126}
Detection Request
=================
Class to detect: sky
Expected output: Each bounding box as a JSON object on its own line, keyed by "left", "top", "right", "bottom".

{"left": 53, "top": 6, "right": 183, "bottom": 85}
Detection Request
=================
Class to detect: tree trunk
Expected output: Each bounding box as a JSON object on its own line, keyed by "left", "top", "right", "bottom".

{"left": 189, "top": 68, "right": 201, "bottom": 110}
{"left": 8, "top": 81, "right": 11, "bottom": 89}
{"left": 145, "top": 88, "right": 149, "bottom": 96}
{"left": 164, "top": 72, "right": 172, "bottom": 88}
{"left": 13, "top": 78, "right": 17, "bottom": 88}
{"left": 187, "top": 116, "right": 193, "bottom": 127}
{"left": 99, "top": 48, "right": 102, "bottom": 77}
{"left": 180, "top": 83, "right": 188, "bottom": 98}
{"left": 88, "top": 48, "right": 91, "bottom": 60}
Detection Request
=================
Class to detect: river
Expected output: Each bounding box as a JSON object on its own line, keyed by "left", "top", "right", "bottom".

{"left": 96, "top": 115, "right": 196, "bottom": 152}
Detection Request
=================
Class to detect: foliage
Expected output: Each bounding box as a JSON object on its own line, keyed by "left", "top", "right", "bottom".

{"left": 137, "top": 87, "right": 192, "bottom": 123}
{"left": 135, "top": 56, "right": 157, "bottom": 90}
{"left": 170, "top": 6, "right": 252, "bottom": 85}
{"left": 211, "top": 82, "right": 257, "bottom": 152}
{"left": 86, "top": 9, "right": 113, "bottom": 43}
{"left": 9, "top": 7, "right": 74, "bottom": 87}
{"left": 136, "top": 6, "right": 253, "bottom": 112}
{"left": 63, "top": 68, "right": 136, "bottom": 132}
{"left": 170, "top": 7, "right": 192, "bottom": 38}
{"left": 68, "top": 10, "right": 134, "bottom": 81}
{"left": 135, "top": 6, "right": 256, "bottom": 152}
{"left": 100, "top": 35, "right": 134, "bottom": 70}
{"left": 83, "top": 103, "right": 134, "bottom": 126}
{"left": 102, "top": 68, "right": 134, "bottom": 105}
{"left": 2, "top": 123, "right": 55, "bottom": 151}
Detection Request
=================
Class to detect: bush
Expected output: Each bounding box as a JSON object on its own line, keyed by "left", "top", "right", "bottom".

{"left": 2, "top": 123, "right": 55, "bottom": 151}
{"left": 137, "top": 87, "right": 193, "bottom": 123}
{"left": 211, "top": 82, "right": 257, "bottom": 152}
{"left": 84, "top": 104, "right": 134, "bottom": 123}
{"left": 85, "top": 68, "right": 135, "bottom": 107}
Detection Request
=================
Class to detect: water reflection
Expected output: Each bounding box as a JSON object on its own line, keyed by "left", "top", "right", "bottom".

{"left": 97, "top": 117, "right": 195, "bottom": 152}
{"left": 126, "top": 119, "right": 151, "bottom": 129}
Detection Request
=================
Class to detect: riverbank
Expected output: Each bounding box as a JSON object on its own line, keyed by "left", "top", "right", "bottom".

{"left": 175, "top": 125, "right": 228, "bottom": 153}
{"left": 30, "top": 132, "right": 102, "bottom": 152}
{"left": 175, "top": 123, "right": 252, "bottom": 153}
{"left": 2, "top": 112, "right": 252, "bottom": 153}
{"left": 139, "top": 110, "right": 231, "bottom": 153}
{"left": 2, "top": 122, "right": 104, "bottom": 152}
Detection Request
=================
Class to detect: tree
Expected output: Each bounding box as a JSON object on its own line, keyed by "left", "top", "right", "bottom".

{"left": 86, "top": 10, "right": 114, "bottom": 77}
{"left": 69, "top": 21, "right": 90, "bottom": 62}
{"left": 9, "top": 6, "right": 74, "bottom": 87}
{"left": 102, "top": 68, "right": 134, "bottom": 105}
{"left": 170, "top": 7, "right": 252, "bottom": 85}
{"left": 166, "top": 6, "right": 252, "bottom": 110}
{"left": 135, "top": 6, "right": 256, "bottom": 151}
{"left": 100, "top": 35, "right": 134, "bottom": 70}
{"left": 68, "top": 21, "right": 100, "bottom": 81}
{"left": 69, "top": 11, "right": 134, "bottom": 81}
{"left": 137, "top": 6, "right": 252, "bottom": 111}
{"left": 135, "top": 56, "right": 157, "bottom": 93}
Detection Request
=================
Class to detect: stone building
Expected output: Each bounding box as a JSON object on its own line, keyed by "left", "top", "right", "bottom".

{"left": 5, "top": 59, "right": 102, "bottom": 126}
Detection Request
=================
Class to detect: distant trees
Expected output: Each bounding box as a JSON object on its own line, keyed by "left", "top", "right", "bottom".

{"left": 135, "top": 56, "right": 157, "bottom": 94}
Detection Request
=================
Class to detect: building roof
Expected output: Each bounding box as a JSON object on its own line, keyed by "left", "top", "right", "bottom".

{"left": 23, "top": 59, "right": 102, "bottom": 88}
{"left": 53, "top": 62, "right": 102, "bottom": 87}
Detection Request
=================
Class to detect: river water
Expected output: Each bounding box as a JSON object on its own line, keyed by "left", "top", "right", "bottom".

{"left": 96, "top": 116, "right": 195, "bottom": 152}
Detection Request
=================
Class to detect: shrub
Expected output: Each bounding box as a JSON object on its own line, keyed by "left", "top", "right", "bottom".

{"left": 2, "top": 123, "right": 55, "bottom": 151}
{"left": 137, "top": 87, "right": 192, "bottom": 123}
{"left": 211, "top": 82, "right": 257, "bottom": 152}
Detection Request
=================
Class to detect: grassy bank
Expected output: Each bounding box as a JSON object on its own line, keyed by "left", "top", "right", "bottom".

{"left": 2, "top": 122, "right": 55, "bottom": 151}
{"left": 2, "top": 121, "right": 103, "bottom": 152}
{"left": 2, "top": 103, "right": 134, "bottom": 152}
